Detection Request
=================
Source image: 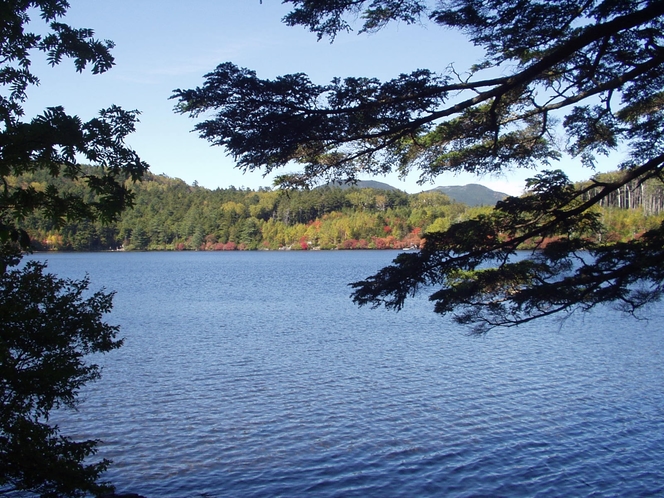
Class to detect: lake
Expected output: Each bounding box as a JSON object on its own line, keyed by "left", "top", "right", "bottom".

{"left": 27, "top": 250, "right": 664, "bottom": 497}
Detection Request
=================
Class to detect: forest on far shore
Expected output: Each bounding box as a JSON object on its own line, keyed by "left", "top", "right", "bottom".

{"left": 12, "top": 167, "right": 664, "bottom": 252}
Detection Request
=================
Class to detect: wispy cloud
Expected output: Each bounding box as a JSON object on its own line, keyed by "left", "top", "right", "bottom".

{"left": 113, "top": 37, "right": 271, "bottom": 84}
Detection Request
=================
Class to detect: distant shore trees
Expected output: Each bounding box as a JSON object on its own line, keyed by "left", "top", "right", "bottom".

{"left": 13, "top": 169, "right": 664, "bottom": 254}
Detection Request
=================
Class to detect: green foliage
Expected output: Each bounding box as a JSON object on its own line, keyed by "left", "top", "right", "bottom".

{"left": 0, "top": 1, "right": 148, "bottom": 248}
{"left": 18, "top": 170, "right": 664, "bottom": 256}
{"left": 0, "top": 2, "right": 147, "bottom": 495}
{"left": 175, "top": 0, "right": 664, "bottom": 331}
{"left": 352, "top": 170, "right": 664, "bottom": 332}
{"left": 0, "top": 247, "right": 122, "bottom": 497}
{"left": 18, "top": 172, "right": 474, "bottom": 250}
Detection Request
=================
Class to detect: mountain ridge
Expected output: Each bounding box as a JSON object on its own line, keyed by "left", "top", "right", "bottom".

{"left": 424, "top": 184, "right": 508, "bottom": 206}
{"left": 325, "top": 180, "right": 508, "bottom": 206}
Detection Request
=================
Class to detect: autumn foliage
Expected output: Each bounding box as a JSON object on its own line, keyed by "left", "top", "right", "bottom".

{"left": 13, "top": 169, "right": 664, "bottom": 253}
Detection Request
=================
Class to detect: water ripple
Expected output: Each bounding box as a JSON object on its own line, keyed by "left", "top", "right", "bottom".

{"left": 31, "top": 251, "right": 664, "bottom": 497}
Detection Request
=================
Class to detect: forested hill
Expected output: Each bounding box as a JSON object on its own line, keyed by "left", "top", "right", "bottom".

{"left": 327, "top": 180, "right": 508, "bottom": 206}
{"left": 425, "top": 184, "right": 508, "bottom": 206}
{"left": 13, "top": 168, "right": 664, "bottom": 251}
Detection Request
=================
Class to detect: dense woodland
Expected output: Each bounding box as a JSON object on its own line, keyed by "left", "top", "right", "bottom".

{"left": 12, "top": 167, "right": 664, "bottom": 252}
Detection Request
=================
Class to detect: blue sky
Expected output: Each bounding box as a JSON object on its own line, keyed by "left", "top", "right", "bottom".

{"left": 23, "top": 1, "right": 613, "bottom": 196}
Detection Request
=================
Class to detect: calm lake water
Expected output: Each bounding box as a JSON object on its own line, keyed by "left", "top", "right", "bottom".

{"left": 27, "top": 251, "right": 664, "bottom": 497}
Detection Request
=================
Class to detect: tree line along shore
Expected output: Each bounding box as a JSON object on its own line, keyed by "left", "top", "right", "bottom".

{"left": 13, "top": 167, "right": 664, "bottom": 252}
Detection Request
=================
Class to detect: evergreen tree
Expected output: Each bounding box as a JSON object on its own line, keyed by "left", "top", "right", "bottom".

{"left": 0, "top": 2, "right": 147, "bottom": 495}
{"left": 174, "top": 0, "right": 664, "bottom": 332}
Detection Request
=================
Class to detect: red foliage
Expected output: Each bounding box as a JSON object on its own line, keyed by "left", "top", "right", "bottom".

{"left": 373, "top": 236, "right": 399, "bottom": 249}
{"left": 539, "top": 236, "right": 564, "bottom": 248}
{"left": 339, "top": 238, "right": 370, "bottom": 249}
{"left": 383, "top": 225, "right": 392, "bottom": 233}
{"left": 401, "top": 229, "right": 423, "bottom": 249}
{"left": 373, "top": 237, "right": 387, "bottom": 249}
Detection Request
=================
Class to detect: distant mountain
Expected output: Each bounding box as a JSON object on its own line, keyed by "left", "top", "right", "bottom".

{"left": 323, "top": 180, "right": 403, "bottom": 191}
{"left": 322, "top": 180, "right": 508, "bottom": 206}
{"left": 425, "top": 184, "right": 508, "bottom": 206}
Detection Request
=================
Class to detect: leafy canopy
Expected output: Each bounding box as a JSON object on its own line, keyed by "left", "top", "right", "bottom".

{"left": 1, "top": 0, "right": 148, "bottom": 250}
{"left": 174, "top": 0, "right": 664, "bottom": 332}
{"left": 1, "top": 1, "right": 147, "bottom": 496}
{"left": 0, "top": 252, "right": 122, "bottom": 497}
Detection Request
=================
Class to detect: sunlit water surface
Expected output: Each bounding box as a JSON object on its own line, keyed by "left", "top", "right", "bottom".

{"left": 28, "top": 251, "right": 664, "bottom": 497}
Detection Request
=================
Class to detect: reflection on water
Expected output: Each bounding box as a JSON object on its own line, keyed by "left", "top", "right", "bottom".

{"left": 31, "top": 251, "right": 664, "bottom": 497}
